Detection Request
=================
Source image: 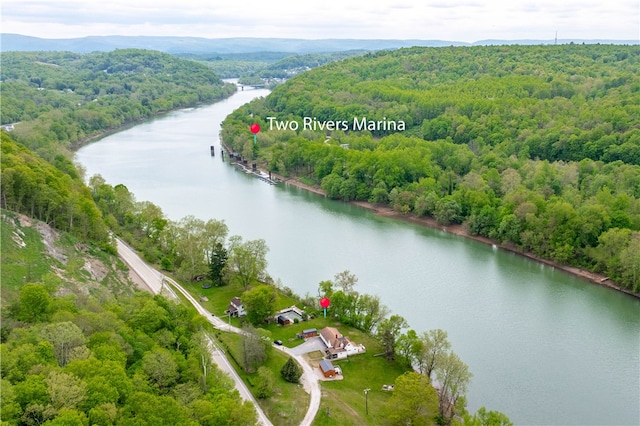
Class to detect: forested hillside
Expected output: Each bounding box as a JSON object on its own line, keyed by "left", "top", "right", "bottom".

{"left": 1, "top": 210, "right": 256, "bottom": 425}
{"left": 181, "top": 50, "right": 367, "bottom": 81}
{"left": 1, "top": 49, "right": 236, "bottom": 161}
{"left": 1, "top": 133, "right": 110, "bottom": 244}
{"left": 0, "top": 50, "right": 261, "bottom": 424}
{"left": 221, "top": 44, "right": 640, "bottom": 293}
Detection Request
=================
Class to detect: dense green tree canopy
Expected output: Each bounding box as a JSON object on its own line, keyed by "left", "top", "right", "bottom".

{"left": 0, "top": 286, "right": 257, "bottom": 425}
{"left": 280, "top": 357, "right": 302, "bottom": 384}
{"left": 1, "top": 49, "right": 236, "bottom": 161}
{"left": 381, "top": 371, "right": 439, "bottom": 426}
{"left": 242, "top": 284, "right": 277, "bottom": 326}
{"left": 221, "top": 44, "right": 640, "bottom": 293}
{"left": 1, "top": 133, "right": 110, "bottom": 243}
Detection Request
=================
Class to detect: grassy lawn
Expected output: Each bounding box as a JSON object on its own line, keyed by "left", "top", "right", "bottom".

{"left": 176, "top": 279, "right": 303, "bottom": 329}
{"left": 311, "top": 328, "right": 407, "bottom": 425}
{"left": 313, "top": 355, "right": 404, "bottom": 425}
{"left": 215, "top": 313, "right": 409, "bottom": 425}
{"left": 262, "top": 315, "right": 330, "bottom": 346}
{"left": 215, "top": 330, "right": 309, "bottom": 426}
{"left": 1, "top": 210, "right": 137, "bottom": 300}
{"left": 169, "top": 279, "right": 412, "bottom": 425}
{"left": 3, "top": 211, "right": 412, "bottom": 425}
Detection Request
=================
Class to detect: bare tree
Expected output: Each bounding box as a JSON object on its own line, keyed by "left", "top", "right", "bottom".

{"left": 40, "top": 321, "right": 86, "bottom": 367}
{"left": 333, "top": 269, "right": 358, "bottom": 295}
{"left": 241, "top": 325, "right": 268, "bottom": 374}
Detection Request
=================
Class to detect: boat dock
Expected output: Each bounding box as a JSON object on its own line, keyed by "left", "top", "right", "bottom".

{"left": 219, "top": 148, "right": 279, "bottom": 185}
{"left": 215, "top": 140, "right": 280, "bottom": 185}
{"left": 233, "top": 161, "right": 280, "bottom": 185}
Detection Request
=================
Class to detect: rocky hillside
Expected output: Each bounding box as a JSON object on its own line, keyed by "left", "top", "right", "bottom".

{"left": 1, "top": 210, "right": 137, "bottom": 307}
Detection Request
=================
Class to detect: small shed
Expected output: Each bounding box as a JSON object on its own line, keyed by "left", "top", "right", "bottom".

{"left": 302, "top": 328, "right": 318, "bottom": 338}
{"left": 319, "top": 359, "right": 336, "bottom": 378}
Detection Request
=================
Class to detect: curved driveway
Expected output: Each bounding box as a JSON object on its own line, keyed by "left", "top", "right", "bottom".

{"left": 275, "top": 345, "right": 322, "bottom": 426}
{"left": 116, "top": 238, "right": 321, "bottom": 425}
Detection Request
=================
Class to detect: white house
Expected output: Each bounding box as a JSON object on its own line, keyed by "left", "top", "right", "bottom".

{"left": 225, "top": 297, "right": 246, "bottom": 317}
{"left": 319, "top": 326, "right": 365, "bottom": 360}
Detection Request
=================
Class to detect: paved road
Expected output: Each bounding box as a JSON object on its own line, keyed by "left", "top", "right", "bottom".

{"left": 290, "top": 336, "right": 326, "bottom": 356}
{"left": 117, "top": 239, "right": 163, "bottom": 293}
{"left": 117, "top": 238, "right": 323, "bottom": 425}
{"left": 116, "top": 238, "right": 272, "bottom": 426}
{"left": 206, "top": 335, "right": 273, "bottom": 426}
{"left": 166, "top": 274, "right": 272, "bottom": 425}
{"left": 116, "top": 238, "right": 178, "bottom": 299}
{"left": 275, "top": 345, "right": 322, "bottom": 426}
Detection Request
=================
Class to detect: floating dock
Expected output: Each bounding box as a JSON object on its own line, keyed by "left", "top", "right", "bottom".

{"left": 232, "top": 161, "right": 280, "bottom": 185}
{"left": 219, "top": 148, "right": 279, "bottom": 185}
{"left": 215, "top": 143, "right": 280, "bottom": 185}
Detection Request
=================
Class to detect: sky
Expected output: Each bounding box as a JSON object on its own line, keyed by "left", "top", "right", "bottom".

{"left": 1, "top": 0, "right": 639, "bottom": 42}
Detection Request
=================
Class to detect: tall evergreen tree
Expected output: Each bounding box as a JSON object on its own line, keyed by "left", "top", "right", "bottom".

{"left": 280, "top": 357, "right": 302, "bottom": 383}
{"left": 208, "top": 242, "right": 228, "bottom": 287}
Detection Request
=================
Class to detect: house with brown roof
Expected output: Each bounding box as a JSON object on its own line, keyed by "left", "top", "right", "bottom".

{"left": 319, "top": 326, "right": 366, "bottom": 360}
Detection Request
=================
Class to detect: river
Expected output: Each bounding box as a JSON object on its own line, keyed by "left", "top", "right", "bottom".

{"left": 75, "top": 86, "right": 640, "bottom": 425}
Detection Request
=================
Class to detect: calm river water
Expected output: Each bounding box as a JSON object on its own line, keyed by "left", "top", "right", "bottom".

{"left": 76, "top": 87, "right": 640, "bottom": 425}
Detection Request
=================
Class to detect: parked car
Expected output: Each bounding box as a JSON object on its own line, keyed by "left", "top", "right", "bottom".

{"left": 274, "top": 340, "right": 283, "bottom": 345}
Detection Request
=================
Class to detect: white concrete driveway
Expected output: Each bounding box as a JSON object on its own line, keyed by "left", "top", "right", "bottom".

{"left": 290, "top": 336, "right": 327, "bottom": 356}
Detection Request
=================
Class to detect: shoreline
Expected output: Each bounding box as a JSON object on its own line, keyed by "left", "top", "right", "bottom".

{"left": 264, "top": 169, "right": 639, "bottom": 299}
{"left": 70, "top": 115, "right": 163, "bottom": 151}
{"left": 70, "top": 86, "right": 237, "bottom": 151}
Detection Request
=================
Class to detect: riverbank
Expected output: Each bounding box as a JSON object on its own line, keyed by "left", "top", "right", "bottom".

{"left": 265, "top": 170, "right": 638, "bottom": 299}
{"left": 69, "top": 86, "right": 238, "bottom": 151}
{"left": 70, "top": 117, "right": 161, "bottom": 151}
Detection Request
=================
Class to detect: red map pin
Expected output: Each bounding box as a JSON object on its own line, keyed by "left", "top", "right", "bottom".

{"left": 250, "top": 123, "right": 261, "bottom": 134}
{"left": 320, "top": 297, "right": 330, "bottom": 317}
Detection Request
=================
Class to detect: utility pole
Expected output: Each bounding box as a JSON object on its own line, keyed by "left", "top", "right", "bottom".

{"left": 364, "top": 388, "right": 371, "bottom": 415}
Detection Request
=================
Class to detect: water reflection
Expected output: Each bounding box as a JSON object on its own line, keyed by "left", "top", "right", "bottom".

{"left": 76, "top": 92, "right": 640, "bottom": 425}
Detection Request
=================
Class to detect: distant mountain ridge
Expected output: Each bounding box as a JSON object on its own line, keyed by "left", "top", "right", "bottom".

{"left": 2, "top": 33, "right": 637, "bottom": 54}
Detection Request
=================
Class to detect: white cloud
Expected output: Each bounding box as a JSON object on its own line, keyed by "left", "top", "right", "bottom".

{"left": 1, "top": 0, "right": 638, "bottom": 41}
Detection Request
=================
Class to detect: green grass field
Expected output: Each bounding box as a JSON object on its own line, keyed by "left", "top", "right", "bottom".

{"left": 174, "top": 277, "right": 411, "bottom": 425}
{"left": 215, "top": 330, "right": 310, "bottom": 426}
{"left": 1, "top": 210, "right": 135, "bottom": 300}
{"left": 309, "top": 329, "right": 406, "bottom": 425}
